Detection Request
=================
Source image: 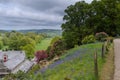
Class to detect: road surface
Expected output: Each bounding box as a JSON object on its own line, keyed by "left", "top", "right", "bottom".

{"left": 114, "top": 39, "right": 120, "bottom": 80}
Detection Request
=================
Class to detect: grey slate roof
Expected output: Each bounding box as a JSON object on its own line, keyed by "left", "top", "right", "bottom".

{"left": 12, "top": 60, "right": 33, "bottom": 73}
{"left": 4, "top": 53, "right": 25, "bottom": 71}
{"left": 0, "top": 51, "right": 33, "bottom": 74}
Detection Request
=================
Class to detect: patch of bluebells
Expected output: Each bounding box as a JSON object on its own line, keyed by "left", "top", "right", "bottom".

{"left": 39, "top": 48, "right": 89, "bottom": 73}
{"left": 35, "top": 45, "right": 102, "bottom": 75}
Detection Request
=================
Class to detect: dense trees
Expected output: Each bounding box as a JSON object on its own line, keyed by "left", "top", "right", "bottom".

{"left": 62, "top": 0, "right": 120, "bottom": 48}
{"left": 1, "top": 31, "right": 45, "bottom": 58}
{"left": 0, "top": 40, "right": 3, "bottom": 49}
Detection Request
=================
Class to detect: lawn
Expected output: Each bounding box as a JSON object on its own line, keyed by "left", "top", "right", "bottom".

{"left": 35, "top": 38, "right": 52, "bottom": 51}
{"left": 37, "top": 43, "right": 104, "bottom": 80}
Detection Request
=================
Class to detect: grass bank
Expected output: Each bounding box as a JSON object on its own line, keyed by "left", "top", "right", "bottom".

{"left": 35, "top": 38, "right": 52, "bottom": 51}
{"left": 99, "top": 44, "right": 114, "bottom": 80}
{"left": 38, "top": 43, "right": 104, "bottom": 80}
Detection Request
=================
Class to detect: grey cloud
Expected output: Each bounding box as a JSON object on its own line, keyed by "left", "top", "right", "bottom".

{"left": 0, "top": 16, "right": 62, "bottom": 27}
{"left": 0, "top": 0, "right": 92, "bottom": 30}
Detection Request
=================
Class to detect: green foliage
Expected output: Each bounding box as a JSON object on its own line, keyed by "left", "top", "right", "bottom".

{"left": 18, "top": 29, "right": 62, "bottom": 37}
{"left": 20, "top": 37, "right": 36, "bottom": 48}
{"left": 62, "top": 1, "right": 91, "bottom": 48}
{"left": 41, "top": 43, "right": 103, "bottom": 80}
{"left": 50, "top": 36, "right": 61, "bottom": 46}
{"left": 82, "top": 35, "right": 96, "bottom": 44}
{"left": 8, "top": 32, "right": 23, "bottom": 50}
{"left": 106, "top": 37, "right": 114, "bottom": 43}
{"left": 95, "top": 32, "right": 108, "bottom": 42}
{"left": 2, "top": 36, "right": 9, "bottom": 46}
{"left": 29, "top": 64, "right": 39, "bottom": 74}
{"left": 1, "top": 31, "right": 45, "bottom": 58}
{"left": 25, "top": 32, "right": 44, "bottom": 44}
{"left": 47, "top": 39, "right": 66, "bottom": 59}
{"left": 21, "top": 44, "right": 35, "bottom": 59}
{"left": 3, "top": 65, "right": 42, "bottom": 80}
{"left": 0, "top": 40, "right": 3, "bottom": 49}
{"left": 3, "top": 71, "right": 28, "bottom": 80}
{"left": 35, "top": 38, "right": 52, "bottom": 51}
{"left": 62, "top": 0, "right": 120, "bottom": 49}
{"left": 3, "top": 43, "right": 104, "bottom": 80}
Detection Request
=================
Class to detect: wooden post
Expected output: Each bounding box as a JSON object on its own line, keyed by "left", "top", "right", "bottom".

{"left": 94, "top": 51, "right": 98, "bottom": 79}
{"left": 101, "top": 44, "right": 104, "bottom": 59}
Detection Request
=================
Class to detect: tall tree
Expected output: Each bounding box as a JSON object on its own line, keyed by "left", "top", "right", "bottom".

{"left": 61, "top": 0, "right": 120, "bottom": 49}
{"left": 62, "top": 1, "right": 90, "bottom": 48}
{"left": 91, "top": 0, "right": 120, "bottom": 36}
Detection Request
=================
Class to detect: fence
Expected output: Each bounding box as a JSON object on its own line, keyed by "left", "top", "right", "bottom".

{"left": 94, "top": 39, "right": 112, "bottom": 79}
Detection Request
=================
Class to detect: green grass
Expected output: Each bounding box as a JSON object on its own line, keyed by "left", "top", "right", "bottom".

{"left": 99, "top": 43, "right": 114, "bottom": 80}
{"left": 40, "top": 43, "right": 103, "bottom": 80}
{"left": 35, "top": 38, "right": 52, "bottom": 51}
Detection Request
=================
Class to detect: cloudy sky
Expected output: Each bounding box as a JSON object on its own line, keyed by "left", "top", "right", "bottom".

{"left": 0, "top": 0, "right": 92, "bottom": 30}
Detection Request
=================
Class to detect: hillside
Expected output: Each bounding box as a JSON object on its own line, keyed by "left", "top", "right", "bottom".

{"left": 0, "top": 29, "right": 62, "bottom": 37}
{"left": 18, "top": 29, "right": 62, "bottom": 37}
{"left": 0, "top": 30, "right": 9, "bottom": 33}
{"left": 35, "top": 43, "right": 103, "bottom": 80}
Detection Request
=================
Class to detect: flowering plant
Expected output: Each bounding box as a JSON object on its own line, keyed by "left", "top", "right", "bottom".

{"left": 35, "top": 50, "right": 48, "bottom": 63}
{"left": 95, "top": 32, "right": 108, "bottom": 42}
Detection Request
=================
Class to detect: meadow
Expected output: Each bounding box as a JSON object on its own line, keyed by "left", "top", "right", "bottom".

{"left": 35, "top": 38, "right": 52, "bottom": 51}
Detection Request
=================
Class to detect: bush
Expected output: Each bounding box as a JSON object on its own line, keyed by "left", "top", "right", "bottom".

{"left": 50, "top": 36, "right": 61, "bottom": 46}
{"left": 106, "top": 37, "right": 114, "bottom": 43}
{"left": 82, "top": 35, "right": 95, "bottom": 44}
{"left": 35, "top": 50, "right": 48, "bottom": 63}
{"left": 0, "top": 40, "right": 3, "bottom": 49}
{"left": 95, "top": 32, "right": 108, "bottom": 42}
{"left": 47, "top": 39, "right": 66, "bottom": 60}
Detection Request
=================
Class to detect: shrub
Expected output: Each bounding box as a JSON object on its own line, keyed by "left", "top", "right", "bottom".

{"left": 47, "top": 39, "right": 66, "bottom": 60}
{"left": 35, "top": 50, "right": 48, "bottom": 63}
{"left": 50, "top": 36, "right": 61, "bottom": 46}
{"left": 82, "top": 35, "right": 95, "bottom": 44}
{"left": 0, "top": 40, "right": 3, "bottom": 49}
{"left": 95, "top": 32, "right": 108, "bottom": 42}
{"left": 106, "top": 37, "right": 114, "bottom": 43}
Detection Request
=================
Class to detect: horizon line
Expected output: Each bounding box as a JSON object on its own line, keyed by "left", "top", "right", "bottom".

{"left": 0, "top": 28, "right": 62, "bottom": 31}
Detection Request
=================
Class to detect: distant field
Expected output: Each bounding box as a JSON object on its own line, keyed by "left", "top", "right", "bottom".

{"left": 37, "top": 43, "right": 103, "bottom": 80}
{"left": 35, "top": 38, "right": 52, "bottom": 51}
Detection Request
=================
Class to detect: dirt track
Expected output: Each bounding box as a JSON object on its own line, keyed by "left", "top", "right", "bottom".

{"left": 114, "top": 39, "right": 120, "bottom": 80}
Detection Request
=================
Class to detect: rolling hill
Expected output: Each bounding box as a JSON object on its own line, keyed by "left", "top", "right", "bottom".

{"left": 0, "top": 29, "right": 62, "bottom": 37}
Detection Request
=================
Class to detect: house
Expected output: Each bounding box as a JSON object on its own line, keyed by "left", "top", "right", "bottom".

{"left": 0, "top": 51, "right": 34, "bottom": 76}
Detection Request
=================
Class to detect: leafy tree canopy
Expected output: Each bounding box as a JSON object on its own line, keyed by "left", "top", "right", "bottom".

{"left": 62, "top": 0, "right": 120, "bottom": 48}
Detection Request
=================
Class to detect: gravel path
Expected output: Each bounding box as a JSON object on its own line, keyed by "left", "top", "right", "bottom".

{"left": 114, "top": 39, "right": 120, "bottom": 80}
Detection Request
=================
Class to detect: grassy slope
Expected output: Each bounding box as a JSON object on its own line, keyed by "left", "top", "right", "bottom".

{"left": 39, "top": 43, "right": 103, "bottom": 80}
{"left": 35, "top": 38, "right": 52, "bottom": 51}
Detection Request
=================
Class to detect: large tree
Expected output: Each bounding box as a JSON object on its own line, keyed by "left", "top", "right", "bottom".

{"left": 61, "top": 0, "right": 120, "bottom": 48}
{"left": 62, "top": 1, "right": 90, "bottom": 48}
{"left": 91, "top": 0, "right": 120, "bottom": 36}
